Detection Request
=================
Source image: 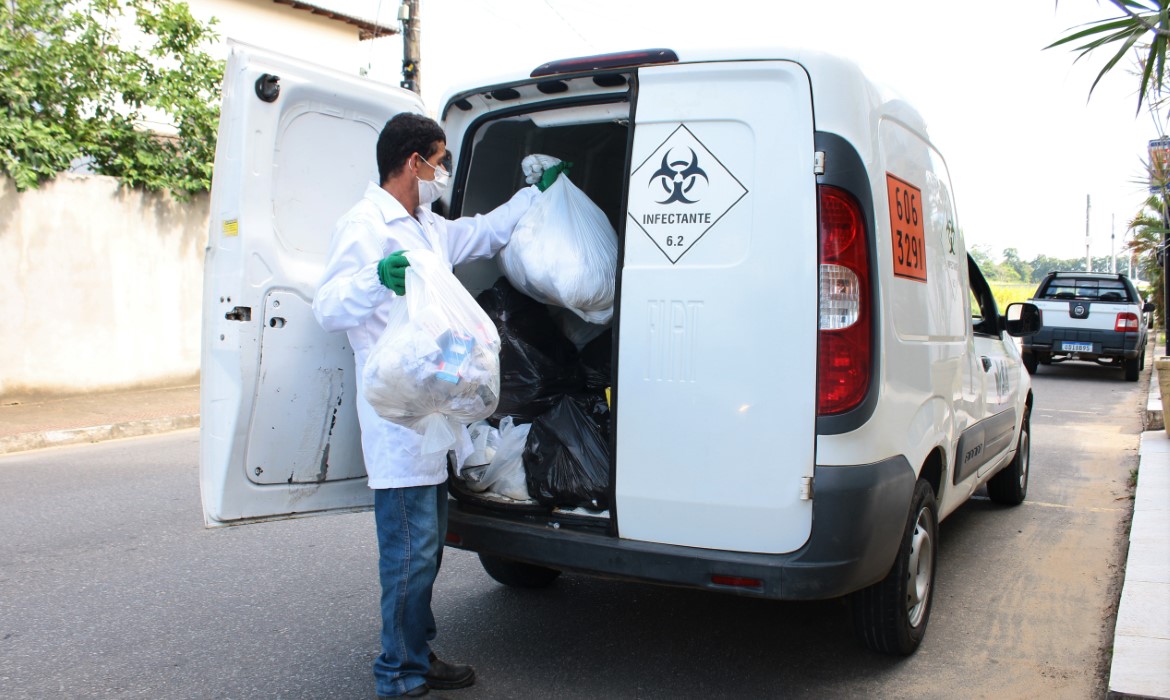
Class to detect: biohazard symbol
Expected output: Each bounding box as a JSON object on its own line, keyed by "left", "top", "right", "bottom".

{"left": 649, "top": 148, "right": 709, "bottom": 204}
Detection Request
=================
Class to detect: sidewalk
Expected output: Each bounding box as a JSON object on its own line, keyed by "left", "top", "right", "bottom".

{"left": 1110, "top": 369, "right": 1170, "bottom": 699}
{"left": 0, "top": 377, "right": 1165, "bottom": 696}
{"left": 0, "top": 384, "right": 199, "bottom": 454}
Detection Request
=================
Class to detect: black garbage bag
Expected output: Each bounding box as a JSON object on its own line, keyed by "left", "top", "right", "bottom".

{"left": 524, "top": 393, "right": 610, "bottom": 509}
{"left": 476, "top": 278, "right": 584, "bottom": 421}
{"left": 579, "top": 329, "right": 612, "bottom": 390}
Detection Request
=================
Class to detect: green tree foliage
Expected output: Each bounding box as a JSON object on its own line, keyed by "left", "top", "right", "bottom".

{"left": 1048, "top": 0, "right": 1170, "bottom": 112}
{"left": 969, "top": 244, "right": 996, "bottom": 274}
{"left": 0, "top": 0, "right": 222, "bottom": 196}
{"left": 1002, "top": 247, "right": 1034, "bottom": 282}
{"left": 1126, "top": 195, "right": 1167, "bottom": 322}
{"left": 974, "top": 248, "right": 1130, "bottom": 284}
{"left": 1030, "top": 254, "right": 1076, "bottom": 279}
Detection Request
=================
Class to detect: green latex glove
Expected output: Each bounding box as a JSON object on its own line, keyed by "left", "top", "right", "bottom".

{"left": 537, "top": 161, "right": 572, "bottom": 192}
{"left": 377, "top": 250, "right": 410, "bottom": 296}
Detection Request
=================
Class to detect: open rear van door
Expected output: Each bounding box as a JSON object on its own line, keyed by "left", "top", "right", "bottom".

{"left": 200, "top": 43, "right": 425, "bottom": 526}
{"left": 616, "top": 60, "right": 819, "bottom": 553}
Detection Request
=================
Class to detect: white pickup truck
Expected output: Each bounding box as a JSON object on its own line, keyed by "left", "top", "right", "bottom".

{"left": 1021, "top": 271, "right": 1152, "bottom": 381}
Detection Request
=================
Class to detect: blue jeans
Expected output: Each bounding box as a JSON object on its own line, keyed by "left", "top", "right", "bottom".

{"left": 372, "top": 482, "right": 448, "bottom": 697}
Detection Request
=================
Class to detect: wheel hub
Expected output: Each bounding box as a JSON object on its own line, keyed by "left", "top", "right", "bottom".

{"left": 906, "top": 506, "right": 934, "bottom": 627}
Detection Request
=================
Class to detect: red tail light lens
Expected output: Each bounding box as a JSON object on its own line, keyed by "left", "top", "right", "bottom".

{"left": 710, "top": 574, "right": 763, "bottom": 588}
{"left": 1115, "top": 312, "right": 1139, "bottom": 332}
{"left": 817, "top": 186, "right": 872, "bottom": 416}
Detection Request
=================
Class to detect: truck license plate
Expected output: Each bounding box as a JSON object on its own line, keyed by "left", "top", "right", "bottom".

{"left": 1062, "top": 342, "right": 1094, "bottom": 353}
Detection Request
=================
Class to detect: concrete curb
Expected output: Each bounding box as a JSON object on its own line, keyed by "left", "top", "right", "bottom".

{"left": 1147, "top": 365, "right": 1163, "bottom": 432}
{"left": 0, "top": 414, "right": 200, "bottom": 455}
{"left": 1108, "top": 429, "right": 1170, "bottom": 699}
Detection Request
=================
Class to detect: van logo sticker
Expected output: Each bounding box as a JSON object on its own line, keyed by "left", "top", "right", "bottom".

{"left": 628, "top": 124, "right": 747, "bottom": 264}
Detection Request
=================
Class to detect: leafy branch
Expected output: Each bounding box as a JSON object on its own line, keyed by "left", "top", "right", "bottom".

{"left": 1048, "top": 0, "right": 1170, "bottom": 113}
{"left": 0, "top": 0, "right": 222, "bottom": 196}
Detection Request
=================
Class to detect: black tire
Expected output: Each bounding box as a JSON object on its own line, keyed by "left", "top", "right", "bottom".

{"left": 850, "top": 479, "right": 938, "bottom": 656}
{"left": 1141, "top": 347, "right": 1147, "bottom": 370}
{"left": 478, "top": 554, "right": 561, "bottom": 588}
{"left": 1023, "top": 352, "right": 1038, "bottom": 375}
{"left": 1125, "top": 354, "right": 1140, "bottom": 381}
{"left": 1038, "top": 352, "right": 1052, "bottom": 365}
{"left": 987, "top": 411, "right": 1029, "bottom": 506}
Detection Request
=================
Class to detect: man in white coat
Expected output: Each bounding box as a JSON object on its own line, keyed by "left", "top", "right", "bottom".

{"left": 312, "top": 112, "right": 564, "bottom": 698}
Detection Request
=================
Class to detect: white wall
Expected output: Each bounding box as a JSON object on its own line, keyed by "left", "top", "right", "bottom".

{"left": 189, "top": 0, "right": 399, "bottom": 85}
{"left": 0, "top": 175, "right": 209, "bottom": 399}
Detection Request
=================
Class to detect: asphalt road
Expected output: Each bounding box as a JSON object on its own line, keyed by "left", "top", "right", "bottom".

{"left": 0, "top": 362, "right": 1145, "bottom": 699}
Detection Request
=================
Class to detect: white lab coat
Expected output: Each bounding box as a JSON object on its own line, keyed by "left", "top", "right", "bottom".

{"left": 313, "top": 181, "right": 538, "bottom": 489}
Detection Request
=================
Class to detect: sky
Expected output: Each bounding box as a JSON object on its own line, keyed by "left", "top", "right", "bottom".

{"left": 336, "top": 0, "right": 1160, "bottom": 263}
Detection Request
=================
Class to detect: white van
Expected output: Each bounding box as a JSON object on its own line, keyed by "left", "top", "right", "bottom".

{"left": 200, "top": 43, "right": 1040, "bottom": 655}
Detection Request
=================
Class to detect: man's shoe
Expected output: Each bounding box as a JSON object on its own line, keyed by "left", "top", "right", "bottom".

{"left": 425, "top": 652, "right": 476, "bottom": 690}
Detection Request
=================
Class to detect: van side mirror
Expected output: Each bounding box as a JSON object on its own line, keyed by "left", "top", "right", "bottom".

{"left": 1004, "top": 302, "right": 1042, "bottom": 337}
{"left": 1144, "top": 302, "right": 1156, "bottom": 313}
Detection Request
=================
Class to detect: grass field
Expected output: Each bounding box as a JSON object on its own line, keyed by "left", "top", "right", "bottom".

{"left": 989, "top": 282, "right": 1035, "bottom": 309}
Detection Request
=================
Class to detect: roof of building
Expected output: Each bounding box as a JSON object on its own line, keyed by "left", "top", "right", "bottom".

{"left": 271, "top": 0, "right": 398, "bottom": 40}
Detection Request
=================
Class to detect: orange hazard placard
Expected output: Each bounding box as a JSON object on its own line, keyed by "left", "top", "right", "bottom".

{"left": 886, "top": 173, "right": 927, "bottom": 282}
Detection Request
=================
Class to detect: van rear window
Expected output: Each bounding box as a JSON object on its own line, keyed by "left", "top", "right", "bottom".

{"left": 1040, "top": 278, "right": 1131, "bottom": 302}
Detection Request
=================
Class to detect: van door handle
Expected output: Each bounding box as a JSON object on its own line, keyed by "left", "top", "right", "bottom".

{"left": 981, "top": 357, "right": 992, "bottom": 372}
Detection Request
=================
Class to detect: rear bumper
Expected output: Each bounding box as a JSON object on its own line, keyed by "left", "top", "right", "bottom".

{"left": 446, "top": 455, "right": 915, "bottom": 600}
{"left": 1024, "top": 326, "right": 1141, "bottom": 359}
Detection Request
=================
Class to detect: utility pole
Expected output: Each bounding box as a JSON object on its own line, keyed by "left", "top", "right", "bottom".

{"left": 1085, "top": 194, "right": 1092, "bottom": 272}
{"left": 1111, "top": 213, "right": 1116, "bottom": 274}
{"left": 399, "top": 0, "right": 421, "bottom": 95}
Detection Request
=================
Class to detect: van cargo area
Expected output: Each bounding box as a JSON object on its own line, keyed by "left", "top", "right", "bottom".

{"left": 438, "top": 56, "right": 825, "bottom": 563}
{"left": 458, "top": 115, "right": 630, "bottom": 230}
{"left": 448, "top": 108, "right": 632, "bottom": 525}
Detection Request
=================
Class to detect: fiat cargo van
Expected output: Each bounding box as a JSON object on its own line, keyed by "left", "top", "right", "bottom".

{"left": 200, "top": 43, "right": 1039, "bottom": 655}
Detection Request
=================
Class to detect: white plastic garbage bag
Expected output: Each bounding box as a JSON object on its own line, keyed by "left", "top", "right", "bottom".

{"left": 465, "top": 416, "right": 531, "bottom": 501}
{"left": 363, "top": 249, "right": 502, "bottom": 455}
{"left": 461, "top": 420, "right": 499, "bottom": 476}
{"left": 500, "top": 176, "right": 618, "bottom": 324}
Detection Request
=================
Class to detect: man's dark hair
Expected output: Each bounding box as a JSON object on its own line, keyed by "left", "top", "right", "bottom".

{"left": 376, "top": 113, "right": 446, "bottom": 184}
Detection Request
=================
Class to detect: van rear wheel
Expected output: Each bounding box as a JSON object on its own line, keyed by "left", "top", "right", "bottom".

{"left": 987, "top": 411, "right": 1029, "bottom": 506}
{"left": 850, "top": 479, "right": 938, "bottom": 656}
{"left": 478, "top": 554, "right": 561, "bottom": 588}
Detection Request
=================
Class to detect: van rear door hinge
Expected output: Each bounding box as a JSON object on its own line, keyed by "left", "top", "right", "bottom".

{"left": 813, "top": 151, "right": 825, "bottom": 175}
{"left": 800, "top": 476, "right": 814, "bottom": 500}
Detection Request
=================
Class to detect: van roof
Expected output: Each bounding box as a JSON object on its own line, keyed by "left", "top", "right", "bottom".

{"left": 439, "top": 47, "right": 925, "bottom": 134}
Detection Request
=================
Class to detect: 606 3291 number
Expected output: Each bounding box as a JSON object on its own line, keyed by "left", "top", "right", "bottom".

{"left": 886, "top": 173, "right": 927, "bottom": 282}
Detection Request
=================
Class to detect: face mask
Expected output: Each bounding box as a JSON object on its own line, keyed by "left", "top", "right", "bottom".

{"left": 415, "top": 155, "right": 449, "bottom": 205}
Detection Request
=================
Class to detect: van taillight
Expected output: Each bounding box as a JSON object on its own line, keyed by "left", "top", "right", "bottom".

{"left": 1115, "top": 312, "right": 1139, "bottom": 332}
{"left": 817, "top": 186, "right": 871, "bottom": 416}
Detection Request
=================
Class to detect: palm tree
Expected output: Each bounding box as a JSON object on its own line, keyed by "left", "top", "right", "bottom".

{"left": 1126, "top": 194, "right": 1168, "bottom": 324}
{"left": 1049, "top": 0, "right": 1170, "bottom": 112}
